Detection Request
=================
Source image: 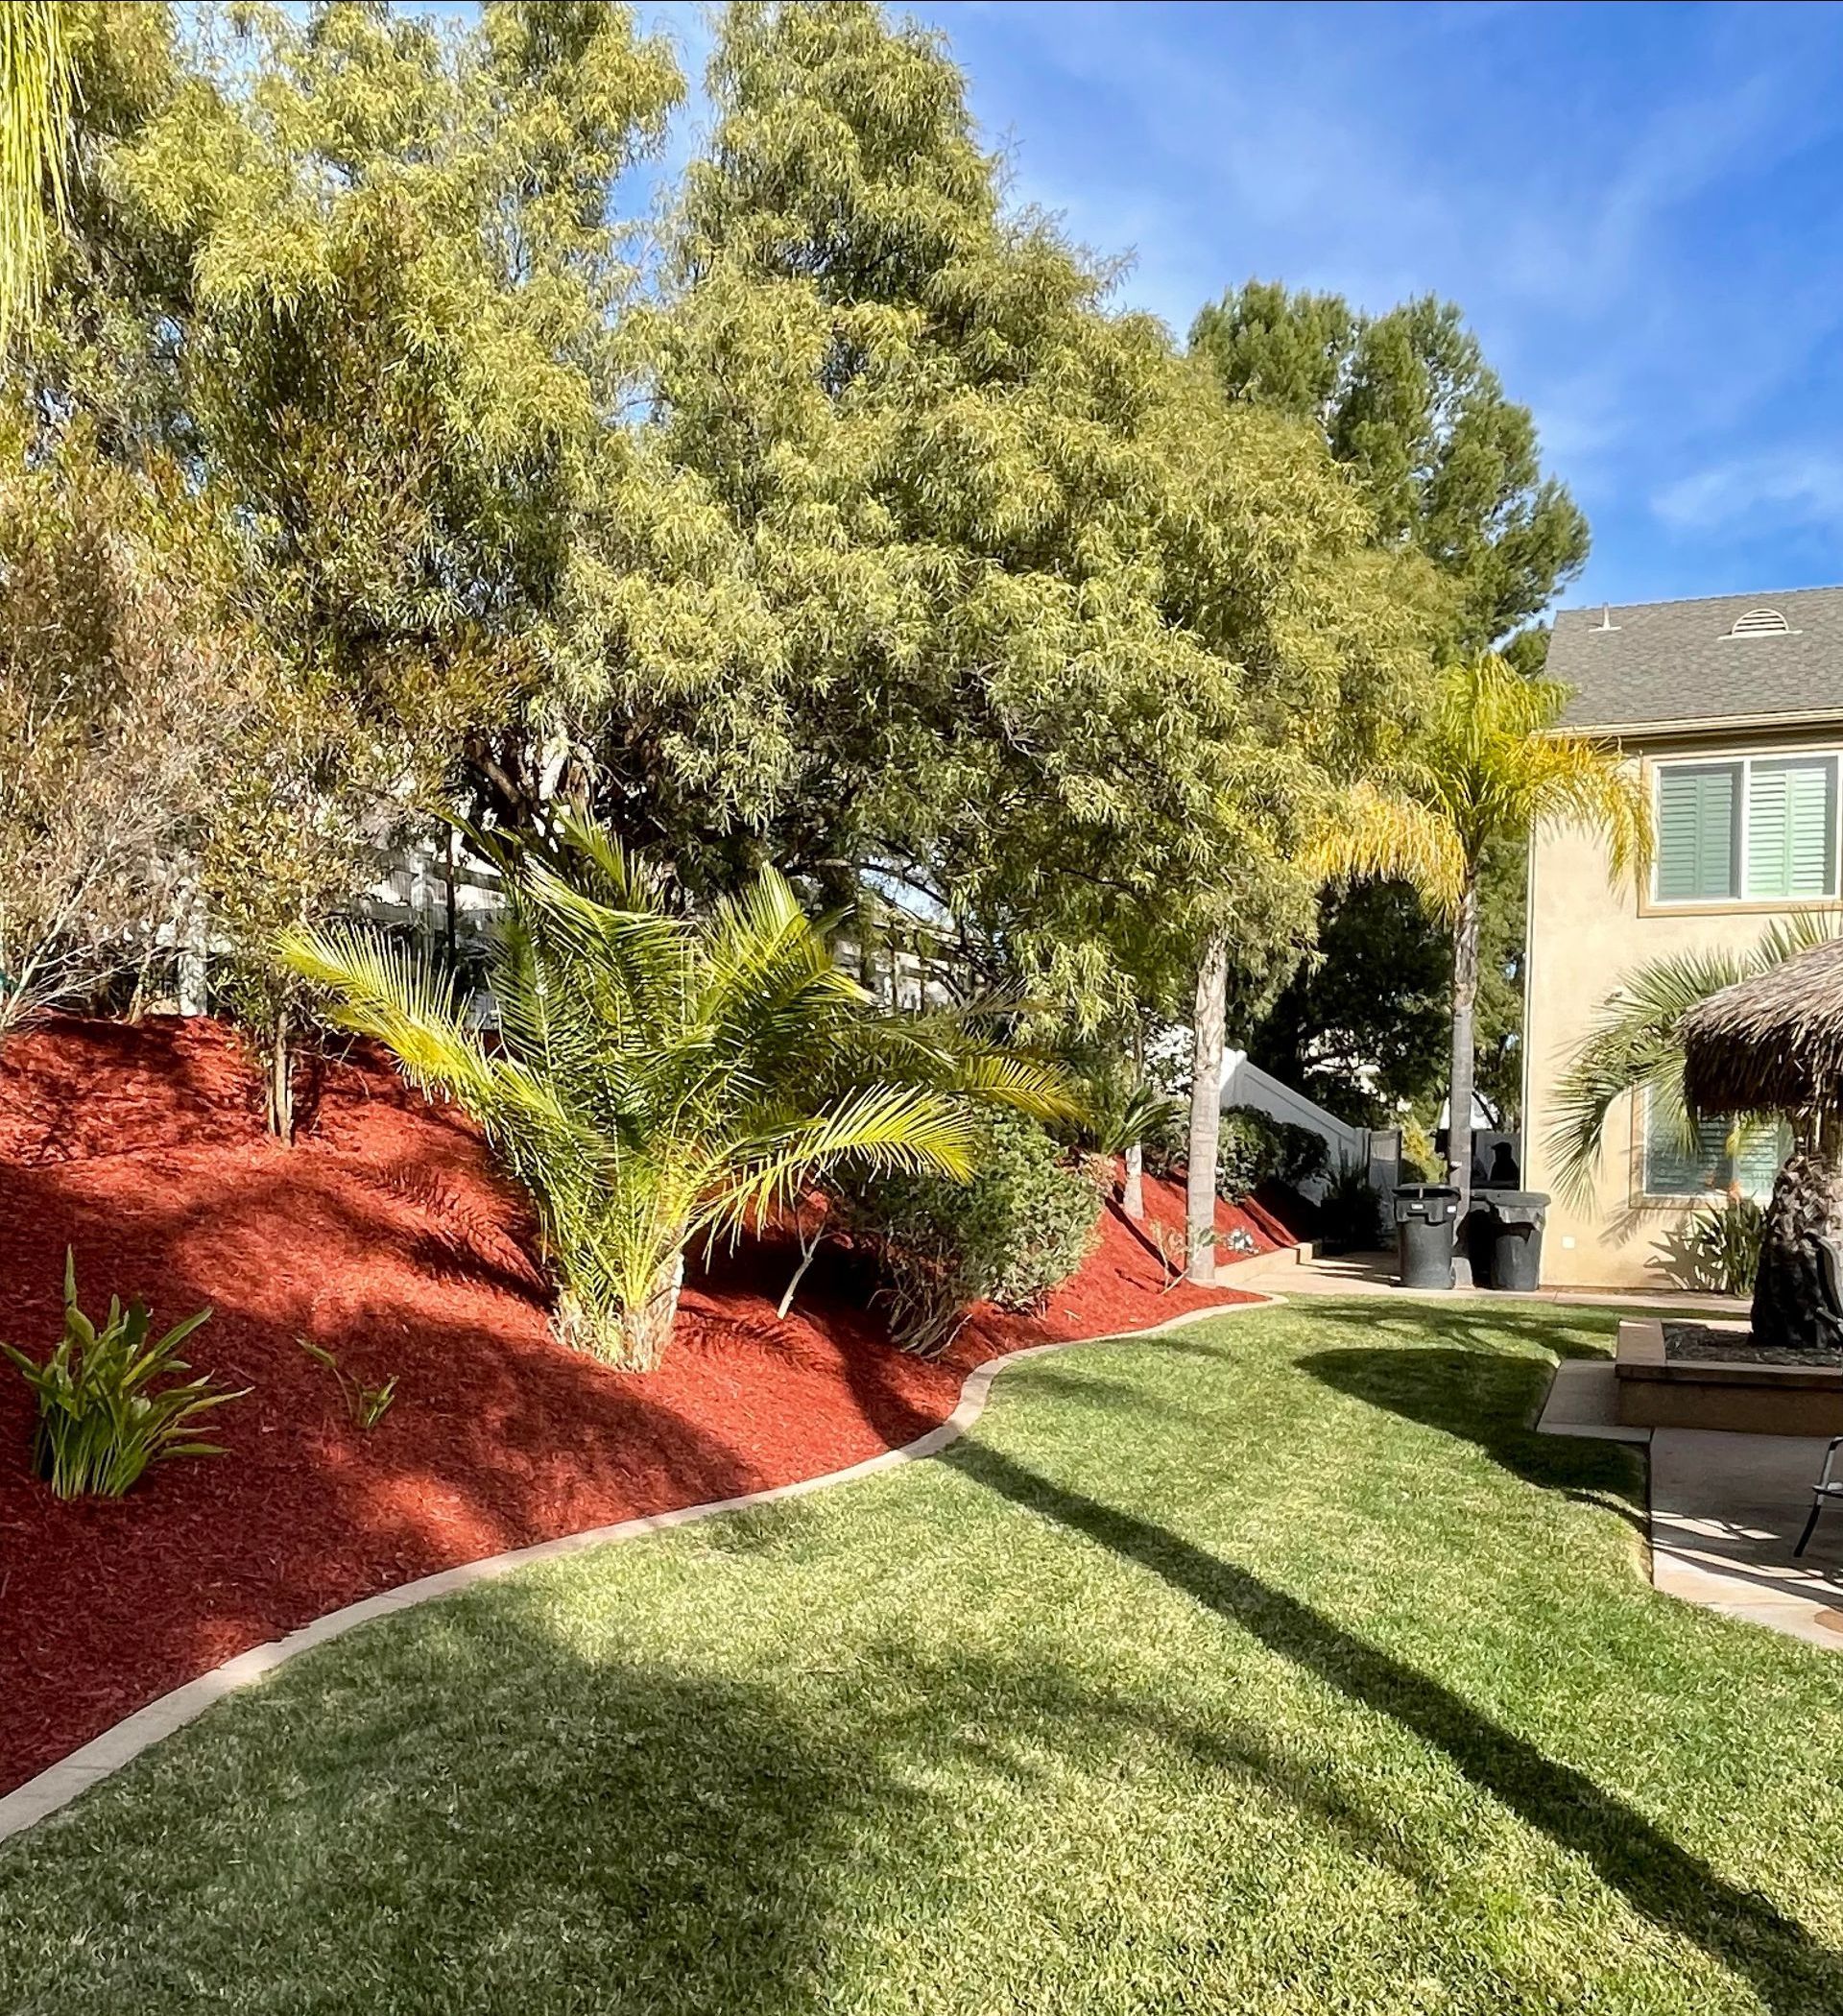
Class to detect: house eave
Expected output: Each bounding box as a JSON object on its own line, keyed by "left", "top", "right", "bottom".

{"left": 1557, "top": 706, "right": 1843, "bottom": 744}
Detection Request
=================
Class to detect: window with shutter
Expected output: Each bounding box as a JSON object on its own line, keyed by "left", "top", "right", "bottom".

{"left": 1643, "top": 1097, "right": 1789, "bottom": 1199}
{"left": 1655, "top": 763, "right": 1738, "bottom": 902}
{"left": 1745, "top": 756, "right": 1836, "bottom": 899}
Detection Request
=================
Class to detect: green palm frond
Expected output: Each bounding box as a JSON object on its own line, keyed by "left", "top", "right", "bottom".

{"left": 282, "top": 820, "right": 1062, "bottom": 1369}
{"left": 1546, "top": 912, "right": 1842, "bottom": 1206}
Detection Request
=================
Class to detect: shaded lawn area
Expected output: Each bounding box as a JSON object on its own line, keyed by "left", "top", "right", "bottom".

{"left": 4, "top": 1299, "right": 1841, "bottom": 2014}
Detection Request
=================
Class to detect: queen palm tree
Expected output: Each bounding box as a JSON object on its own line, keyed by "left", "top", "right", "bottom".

{"left": 1316, "top": 654, "right": 1652, "bottom": 1233}
{"left": 284, "top": 817, "right": 1072, "bottom": 1371}
{"left": 0, "top": 2, "right": 73, "bottom": 342}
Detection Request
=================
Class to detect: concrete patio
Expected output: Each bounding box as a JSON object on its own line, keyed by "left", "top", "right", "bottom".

{"left": 1536, "top": 1356, "right": 1843, "bottom": 1649}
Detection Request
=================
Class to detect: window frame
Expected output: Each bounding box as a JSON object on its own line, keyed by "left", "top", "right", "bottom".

{"left": 1649, "top": 747, "right": 1842, "bottom": 909}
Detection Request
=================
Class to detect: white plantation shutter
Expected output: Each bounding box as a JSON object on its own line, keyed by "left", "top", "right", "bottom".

{"left": 1745, "top": 756, "right": 1836, "bottom": 899}
{"left": 1656, "top": 763, "right": 1738, "bottom": 902}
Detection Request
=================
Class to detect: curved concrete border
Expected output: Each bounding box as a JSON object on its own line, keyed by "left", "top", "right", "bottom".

{"left": 0, "top": 1291, "right": 1278, "bottom": 1848}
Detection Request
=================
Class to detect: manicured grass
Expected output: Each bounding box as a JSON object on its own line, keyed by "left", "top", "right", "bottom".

{"left": 4, "top": 1298, "right": 1840, "bottom": 2014}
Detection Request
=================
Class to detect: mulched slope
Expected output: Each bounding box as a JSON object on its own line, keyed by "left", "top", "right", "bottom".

{"left": 0, "top": 1016, "right": 1276, "bottom": 1796}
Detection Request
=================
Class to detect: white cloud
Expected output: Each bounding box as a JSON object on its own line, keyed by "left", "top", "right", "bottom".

{"left": 1654, "top": 454, "right": 1843, "bottom": 534}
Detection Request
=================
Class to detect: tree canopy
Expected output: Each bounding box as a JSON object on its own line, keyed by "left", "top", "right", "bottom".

{"left": 566, "top": 1, "right": 1436, "bottom": 1036}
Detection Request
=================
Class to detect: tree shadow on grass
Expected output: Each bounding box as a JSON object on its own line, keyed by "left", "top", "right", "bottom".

{"left": 0, "top": 1633, "right": 875, "bottom": 2015}
{"left": 1297, "top": 1342, "right": 1647, "bottom": 1530}
{"left": 944, "top": 1436, "right": 1843, "bottom": 2016}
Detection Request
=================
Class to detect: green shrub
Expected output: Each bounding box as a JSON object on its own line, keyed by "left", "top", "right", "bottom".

{"left": 3, "top": 1253, "right": 242, "bottom": 1500}
{"left": 1215, "top": 1106, "right": 1330, "bottom": 1200}
{"left": 844, "top": 1113, "right": 1103, "bottom": 1356}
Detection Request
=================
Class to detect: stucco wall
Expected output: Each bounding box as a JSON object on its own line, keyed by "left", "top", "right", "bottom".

{"left": 1523, "top": 726, "right": 1843, "bottom": 1288}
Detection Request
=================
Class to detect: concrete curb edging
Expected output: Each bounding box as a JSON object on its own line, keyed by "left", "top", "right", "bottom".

{"left": 0, "top": 1291, "right": 1279, "bottom": 1849}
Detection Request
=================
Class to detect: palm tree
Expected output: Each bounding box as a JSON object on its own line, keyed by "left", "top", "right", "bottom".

{"left": 1545, "top": 914, "right": 1838, "bottom": 1207}
{"left": 1316, "top": 654, "right": 1652, "bottom": 1232}
{"left": 0, "top": 2, "right": 73, "bottom": 342}
{"left": 284, "top": 818, "right": 1072, "bottom": 1371}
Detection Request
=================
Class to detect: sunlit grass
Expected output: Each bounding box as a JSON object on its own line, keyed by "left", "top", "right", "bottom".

{"left": 3, "top": 1297, "right": 1839, "bottom": 2013}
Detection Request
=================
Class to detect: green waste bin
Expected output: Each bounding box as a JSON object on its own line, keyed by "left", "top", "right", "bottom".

{"left": 1482, "top": 1190, "right": 1548, "bottom": 1291}
{"left": 1394, "top": 1184, "right": 1460, "bottom": 1290}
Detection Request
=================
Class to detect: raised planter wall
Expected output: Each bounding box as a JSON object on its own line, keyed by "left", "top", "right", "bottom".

{"left": 1615, "top": 1318, "right": 1843, "bottom": 1436}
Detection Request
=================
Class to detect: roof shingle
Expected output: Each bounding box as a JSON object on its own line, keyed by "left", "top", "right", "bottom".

{"left": 1548, "top": 584, "right": 1843, "bottom": 732}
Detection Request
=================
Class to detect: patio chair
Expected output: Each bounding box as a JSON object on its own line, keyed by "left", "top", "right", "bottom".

{"left": 1794, "top": 1437, "right": 1843, "bottom": 1558}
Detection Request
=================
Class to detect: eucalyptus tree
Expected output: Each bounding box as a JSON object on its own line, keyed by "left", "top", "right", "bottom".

{"left": 66, "top": 0, "right": 683, "bottom": 1128}
{"left": 1193, "top": 282, "right": 1591, "bottom": 1134}
{"left": 566, "top": 0, "right": 1435, "bottom": 1279}
{"left": 0, "top": 1, "right": 72, "bottom": 341}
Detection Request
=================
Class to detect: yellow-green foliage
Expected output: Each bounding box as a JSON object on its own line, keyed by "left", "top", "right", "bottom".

{"left": 564, "top": 1, "right": 1441, "bottom": 1031}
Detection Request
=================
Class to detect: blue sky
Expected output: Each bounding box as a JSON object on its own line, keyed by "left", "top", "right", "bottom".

{"left": 638, "top": 0, "right": 1843, "bottom": 616}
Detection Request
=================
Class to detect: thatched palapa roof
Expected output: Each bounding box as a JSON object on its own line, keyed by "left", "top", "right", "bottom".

{"left": 1681, "top": 935, "right": 1843, "bottom": 1116}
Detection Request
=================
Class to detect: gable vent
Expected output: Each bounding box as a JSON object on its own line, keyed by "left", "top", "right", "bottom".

{"left": 1729, "top": 608, "right": 1791, "bottom": 637}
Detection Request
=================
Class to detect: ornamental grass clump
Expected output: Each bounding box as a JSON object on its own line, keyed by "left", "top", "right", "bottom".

{"left": 285, "top": 818, "right": 1072, "bottom": 1373}
{"left": 3, "top": 1251, "right": 240, "bottom": 1500}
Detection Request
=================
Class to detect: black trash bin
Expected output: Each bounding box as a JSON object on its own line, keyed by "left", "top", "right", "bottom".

{"left": 1483, "top": 1190, "right": 1549, "bottom": 1291}
{"left": 1393, "top": 1184, "right": 1461, "bottom": 1290}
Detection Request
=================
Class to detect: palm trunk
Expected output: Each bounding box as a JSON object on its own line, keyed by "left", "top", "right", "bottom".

{"left": 1448, "top": 877, "right": 1479, "bottom": 1226}
{"left": 1123, "top": 1141, "right": 1145, "bottom": 1220}
{"left": 560, "top": 1253, "right": 686, "bottom": 1371}
{"left": 1186, "top": 931, "right": 1228, "bottom": 1284}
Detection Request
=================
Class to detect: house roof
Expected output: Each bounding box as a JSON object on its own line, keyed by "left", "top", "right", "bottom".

{"left": 1548, "top": 584, "right": 1843, "bottom": 733}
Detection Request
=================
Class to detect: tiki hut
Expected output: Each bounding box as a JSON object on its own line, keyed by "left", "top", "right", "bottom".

{"left": 1681, "top": 936, "right": 1843, "bottom": 1354}
{"left": 1682, "top": 935, "right": 1843, "bottom": 1122}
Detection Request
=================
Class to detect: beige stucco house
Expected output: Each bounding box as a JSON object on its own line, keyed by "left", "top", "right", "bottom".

{"left": 1523, "top": 586, "right": 1843, "bottom": 1287}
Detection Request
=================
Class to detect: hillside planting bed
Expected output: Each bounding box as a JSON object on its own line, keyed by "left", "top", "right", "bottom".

{"left": 0, "top": 1017, "right": 1276, "bottom": 1795}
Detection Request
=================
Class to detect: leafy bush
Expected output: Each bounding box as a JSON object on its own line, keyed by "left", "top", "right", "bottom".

{"left": 3, "top": 1253, "right": 242, "bottom": 1500}
{"left": 1215, "top": 1106, "right": 1329, "bottom": 1200}
{"left": 843, "top": 1113, "right": 1103, "bottom": 1356}
{"left": 1682, "top": 1193, "right": 1766, "bottom": 1297}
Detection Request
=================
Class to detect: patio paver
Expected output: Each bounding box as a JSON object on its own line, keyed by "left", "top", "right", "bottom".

{"left": 1649, "top": 1428, "right": 1843, "bottom": 1649}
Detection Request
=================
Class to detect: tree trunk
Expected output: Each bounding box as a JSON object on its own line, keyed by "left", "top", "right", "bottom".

{"left": 1752, "top": 1147, "right": 1843, "bottom": 1354}
{"left": 1448, "top": 877, "right": 1480, "bottom": 1225}
{"left": 1186, "top": 931, "right": 1228, "bottom": 1284}
{"left": 560, "top": 1252, "right": 686, "bottom": 1371}
{"left": 1123, "top": 1141, "right": 1145, "bottom": 1221}
{"left": 265, "top": 1002, "right": 294, "bottom": 1143}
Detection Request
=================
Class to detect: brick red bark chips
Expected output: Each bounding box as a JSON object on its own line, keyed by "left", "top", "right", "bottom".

{"left": 0, "top": 1017, "right": 1272, "bottom": 1793}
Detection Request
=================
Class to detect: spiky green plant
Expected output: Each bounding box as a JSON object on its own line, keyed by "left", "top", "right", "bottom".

{"left": 3, "top": 1251, "right": 238, "bottom": 1500}
{"left": 284, "top": 819, "right": 1074, "bottom": 1371}
{"left": 1545, "top": 913, "right": 1840, "bottom": 1206}
{"left": 0, "top": 2, "right": 72, "bottom": 343}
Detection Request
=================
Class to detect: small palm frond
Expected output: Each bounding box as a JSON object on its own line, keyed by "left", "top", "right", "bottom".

{"left": 710, "top": 1085, "right": 979, "bottom": 1232}
{"left": 1545, "top": 949, "right": 1750, "bottom": 1206}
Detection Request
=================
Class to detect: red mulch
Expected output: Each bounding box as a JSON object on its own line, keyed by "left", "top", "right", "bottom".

{"left": 0, "top": 1016, "right": 1275, "bottom": 1795}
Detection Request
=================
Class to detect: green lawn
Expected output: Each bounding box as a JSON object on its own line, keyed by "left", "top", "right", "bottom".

{"left": 4, "top": 1297, "right": 1841, "bottom": 2015}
